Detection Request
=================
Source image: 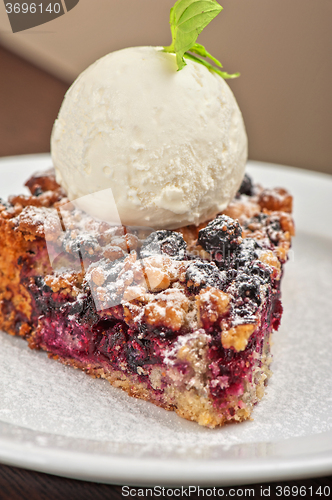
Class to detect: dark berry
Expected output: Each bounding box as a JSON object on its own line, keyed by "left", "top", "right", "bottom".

{"left": 233, "top": 238, "right": 260, "bottom": 269}
{"left": 266, "top": 217, "right": 282, "bottom": 244}
{"left": 233, "top": 303, "right": 257, "bottom": 319}
{"left": 126, "top": 344, "right": 143, "bottom": 371}
{"left": 243, "top": 261, "right": 271, "bottom": 284}
{"left": 29, "top": 280, "right": 64, "bottom": 316}
{"left": 140, "top": 230, "right": 187, "bottom": 260}
{"left": 33, "top": 187, "right": 43, "bottom": 197}
{"left": 235, "top": 273, "right": 261, "bottom": 305}
{"left": 125, "top": 338, "right": 160, "bottom": 371}
{"left": 109, "top": 323, "right": 127, "bottom": 350}
{"left": 198, "top": 215, "right": 242, "bottom": 255}
{"left": 137, "top": 323, "right": 148, "bottom": 338}
{"left": 244, "top": 213, "right": 267, "bottom": 229}
{"left": 271, "top": 297, "right": 283, "bottom": 330}
{"left": 237, "top": 173, "right": 253, "bottom": 196}
{"left": 67, "top": 298, "right": 85, "bottom": 316}
{"left": 244, "top": 214, "right": 282, "bottom": 245}
{"left": 34, "top": 276, "right": 45, "bottom": 289}
{"left": 185, "top": 261, "right": 226, "bottom": 292}
{"left": 97, "top": 322, "right": 127, "bottom": 360}
{"left": 74, "top": 292, "right": 99, "bottom": 325}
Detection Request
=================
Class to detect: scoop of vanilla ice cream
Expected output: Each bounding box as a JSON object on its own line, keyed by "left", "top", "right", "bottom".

{"left": 51, "top": 46, "right": 247, "bottom": 229}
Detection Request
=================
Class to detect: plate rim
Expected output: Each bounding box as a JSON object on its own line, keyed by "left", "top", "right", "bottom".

{"left": 0, "top": 423, "right": 332, "bottom": 486}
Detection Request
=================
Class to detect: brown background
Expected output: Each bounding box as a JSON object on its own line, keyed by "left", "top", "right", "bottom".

{"left": 0, "top": 0, "right": 331, "bottom": 174}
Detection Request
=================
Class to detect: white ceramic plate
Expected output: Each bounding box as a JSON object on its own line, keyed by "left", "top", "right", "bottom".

{"left": 0, "top": 154, "right": 331, "bottom": 486}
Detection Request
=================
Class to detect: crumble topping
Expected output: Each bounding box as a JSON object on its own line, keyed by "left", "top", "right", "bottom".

{"left": 0, "top": 168, "right": 294, "bottom": 353}
{"left": 258, "top": 187, "right": 293, "bottom": 213}
{"left": 196, "top": 287, "right": 230, "bottom": 324}
{"left": 15, "top": 206, "right": 50, "bottom": 239}
{"left": 259, "top": 250, "right": 281, "bottom": 280}
{"left": 44, "top": 271, "right": 83, "bottom": 296}
{"left": 144, "top": 289, "right": 190, "bottom": 330}
{"left": 221, "top": 323, "right": 257, "bottom": 351}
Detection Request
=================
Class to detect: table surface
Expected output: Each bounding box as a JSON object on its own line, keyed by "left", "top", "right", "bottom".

{"left": 0, "top": 44, "right": 331, "bottom": 499}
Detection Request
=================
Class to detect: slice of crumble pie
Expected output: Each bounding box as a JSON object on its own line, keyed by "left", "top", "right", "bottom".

{"left": 0, "top": 170, "right": 294, "bottom": 427}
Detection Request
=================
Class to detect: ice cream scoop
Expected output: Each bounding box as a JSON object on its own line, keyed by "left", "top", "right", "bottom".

{"left": 51, "top": 46, "right": 247, "bottom": 229}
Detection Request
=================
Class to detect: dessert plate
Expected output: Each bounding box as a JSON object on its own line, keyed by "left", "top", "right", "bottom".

{"left": 0, "top": 154, "right": 331, "bottom": 486}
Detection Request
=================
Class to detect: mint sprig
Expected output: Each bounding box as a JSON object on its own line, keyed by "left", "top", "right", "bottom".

{"left": 164, "top": 0, "right": 239, "bottom": 79}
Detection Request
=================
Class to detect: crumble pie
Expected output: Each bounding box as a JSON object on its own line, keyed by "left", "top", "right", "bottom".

{"left": 0, "top": 169, "right": 294, "bottom": 427}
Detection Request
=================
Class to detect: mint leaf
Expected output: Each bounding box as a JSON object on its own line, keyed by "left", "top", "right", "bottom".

{"left": 164, "top": 0, "right": 222, "bottom": 70}
{"left": 189, "top": 42, "right": 222, "bottom": 67}
{"left": 184, "top": 52, "right": 239, "bottom": 79}
{"left": 164, "top": 0, "right": 239, "bottom": 79}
